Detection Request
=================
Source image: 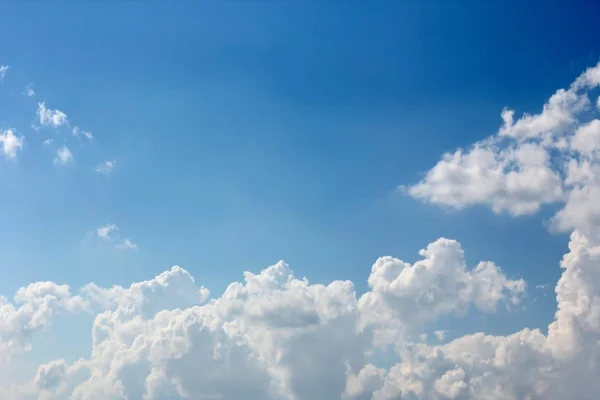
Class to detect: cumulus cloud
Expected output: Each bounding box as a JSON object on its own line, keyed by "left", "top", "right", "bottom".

{"left": 37, "top": 102, "right": 68, "bottom": 128}
{"left": 53, "top": 146, "right": 74, "bottom": 165}
{"left": 95, "top": 160, "right": 116, "bottom": 175}
{"left": 0, "top": 238, "right": 528, "bottom": 400}
{"left": 0, "top": 65, "right": 8, "bottom": 82}
{"left": 407, "top": 61, "right": 600, "bottom": 232}
{"left": 0, "top": 129, "right": 24, "bottom": 159}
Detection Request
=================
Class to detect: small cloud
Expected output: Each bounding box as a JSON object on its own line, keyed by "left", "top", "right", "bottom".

{"left": 53, "top": 146, "right": 74, "bottom": 165}
{"left": 434, "top": 330, "right": 447, "bottom": 341}
{"left": 43, "top": 138, "right": 53, "bottom": 145}
{"left": 535, "top": 284, "right": 551, "bottom": 298}
{"left": 597, "top": 96, "right": 600, "bottom": 110}
{"left": 72, "top": 126, "right": 93, "bottom": 140}
{"left": 97, "top": 224, "right": 118, "bottom": 240}
{"left": 0, "top": 65, "right": 8, "bottom": 82}
{"left": 117, "top": 238, "right": 138, "bottom": 251}
{"left": 25, "top": 83, "right": 35, "bottom": 97}
{"left": 95, "top": 160, "right": 116, "bottom": 175}
{"left": 0, "top": 129, "right": 24, "bottom": 158}
{"left": 37, "top": 102, "right": 68, "bottom": 127}
{"left": 419, "top": 333, "right": 428, "bottom": 342}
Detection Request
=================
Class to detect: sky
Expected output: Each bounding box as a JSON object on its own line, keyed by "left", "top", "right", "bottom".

{"left": 2, "top": 1, "right": 600, "bottom": 399}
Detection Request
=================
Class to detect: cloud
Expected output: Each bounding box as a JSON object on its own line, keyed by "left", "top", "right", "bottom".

{"left": 0, "top": 129, "right": 24, "bottom": 159}
{"left": 72, "top": 126, "right": 93, "bottom": 141}
{"left": 37, "top": 102, "right": 68, "bottom": 128}
{"left": 0, "top": 238, "right": 529, "bottom": 400}
{"left": 24, "top": 83, "right": 35, "bottom": 97}
{"left": 407, "top": 61, "right": 600, "bottom": 236}
{"left": 116, "top": 238, "right": 137, "bottom": 250}
{"left": 96, "top": 224, "right": 118, "bottom": 241}
{"left": 53, "top": 146, "right": 74, "bottom": 165}
{"left": 0, "top": 65, "right": 8, "bottom": 82}
{"left": 95, "top": 160, "right": 116, "bottom": 175}
{"left": 434, "top": 330, "right": 447, "bottom": 341}
{"left": 43, "top": 138, "right": 53, "bottom": 145}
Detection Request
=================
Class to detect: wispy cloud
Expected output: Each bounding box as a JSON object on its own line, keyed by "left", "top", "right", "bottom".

{"left": 53, "top": 146, "right": 74, "bottom": 165}
{"left": 0, "top": 129, "right": 24, "bottom": 159}
{"left": 0, "top": 65, "right": 8, "bottom": 82}
{"left": 72, "top": 126, "right": 93, "bottom": 140}
{"left": 24, "top": 83, "right": 35, "bottom": 97}
{"left": 37, "top": 102, "right": 68, "bottom": 128}
{"left": 116, "top": 238, "right": 137, "bottom": 251}
{"left": 95, "top": 160, "right": 116, "bottom": 175}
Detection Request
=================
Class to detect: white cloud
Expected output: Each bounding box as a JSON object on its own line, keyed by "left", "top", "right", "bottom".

{"left": 0, "top": 65, "right": 8, "bottom": 82}
{"left": 72, "top": 126, "right": 93, "bottom": 141}
{"left": 43, "top": 138, "right": 53, "bottom": 145}
{"left": 116, "top": 238, "right": 137, "bottom": 250}
{"left": 0, "top": 238, "right": 529, "bottom": 400}
{"left": 95, "top": 160, "right": 116, "bottom": 175}
{"left": 53, "top": 146, "right": 74, "bottom": 165}
{"left": 37, "top": 102, "right": 68, "bottom": 128}
{"left": 0, "top": 129, "right": 24, "bottom": 159}
{"left": 24, "top": 83, "right": 35, "bottom": 97}
{"left": 96, "top": 224, "right": 118, "bottom": 241}
{"left": 407, "top": 61, "right": 600, "bottom": 235}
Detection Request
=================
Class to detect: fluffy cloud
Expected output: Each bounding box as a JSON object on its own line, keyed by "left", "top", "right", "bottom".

{"left": 408, "top": 61, "right": 600, "bottom": 230}
{"left": 37, "top": 102, "right": 68, "bottom": 128}
{"left": 0, "top": 238, "right": 529, "bottom": 400}
{"left": 0, "top": 129, "right": 24, "bottom": 159}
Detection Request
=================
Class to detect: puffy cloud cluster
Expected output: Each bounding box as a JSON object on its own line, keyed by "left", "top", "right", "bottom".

{"left": 1, "top": 224, "right": 599, "bottom": 399}
{"left": 408, "top": 61, "right": 600, "bottom": 235}
{"left": 0, "top": 239, "right": 527, "bottom": 399}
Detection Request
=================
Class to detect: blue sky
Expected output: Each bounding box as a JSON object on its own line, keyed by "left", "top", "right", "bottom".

{"left": 2, "top": 2, "right": 600, "bottom": 395}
